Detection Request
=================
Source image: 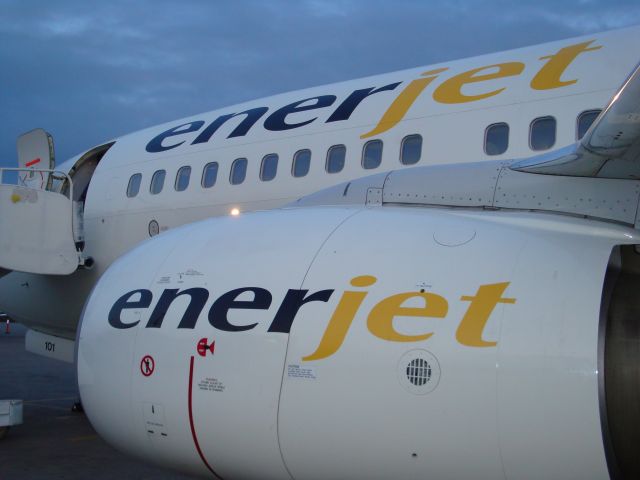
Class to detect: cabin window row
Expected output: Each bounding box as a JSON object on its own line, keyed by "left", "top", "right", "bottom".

{"left": 126, "top": 134, "right": 423, "bottom": 197}
{"left": 483, "top": 109, "right": 602, "bottom": 156}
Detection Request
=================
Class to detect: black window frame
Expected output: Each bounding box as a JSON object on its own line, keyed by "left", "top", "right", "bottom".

{"left": 292, "top": 149, "right": 311, "bottom": 178}
{"left": 484, "top": 122, "right": 510, "bottom": 156}
{"left": 529, "top": 116, "right": 557, "bottom": 151}
{"left": 325, "top": 144, "right": 346, "bottom": 174}
{"left": 260, "top": 153, "right": 279, "bottom": 182}
{"left": 201, "top": 162, "right": 219, "bottom": 188}
{"left": 361, "top": 139, "right": 383, "bottom": 170}
{"left": 576, "top": 109, "right": 601, "bottom": 140}
{"left": 400, "top": 134, "right": 422, "bottom": 165}
{"left": 150, "top": 169, "right": 166, "bottom": 195}
{"left": 174, "top": 165, "right": 191, "bottom": 192}
{"left": 126, "top": 173, "right": 142, "bottom": 198}
{"left": 230, "top": 158, "right": 248, "bottom": 185}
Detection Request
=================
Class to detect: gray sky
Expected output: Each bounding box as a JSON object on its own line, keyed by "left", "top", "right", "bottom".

{"left": 1, "top": 0, "right": 639, "bottom": 168}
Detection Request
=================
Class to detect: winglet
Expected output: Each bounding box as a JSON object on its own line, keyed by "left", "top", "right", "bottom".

{"left": 511, "top": 62, "right": 640, "bottom": 179}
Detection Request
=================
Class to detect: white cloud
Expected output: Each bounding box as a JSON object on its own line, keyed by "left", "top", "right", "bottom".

{"left": 1, "top": 0, "right": 638, "bottom": 165}
{"left": 39, "top": 14, "right": 90, "bottom": 36}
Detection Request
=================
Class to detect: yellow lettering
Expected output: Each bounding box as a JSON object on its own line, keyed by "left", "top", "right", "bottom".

{"left": 433, "top": 62, "right": 525, "bottom": 104}
{"left": 456, "top": 282, "right": 515, "bottom": 347}
{"left": 360, "top": 68, "right": 447, "bottom": 139}
{"left": 302, "top": 275, "right": 376, "bottom": 361}
{"left": 531, "top": 40, "right": 601, "bottom": 90}
{"left": 367, "top": 292, "right": 448, "bottom": 342}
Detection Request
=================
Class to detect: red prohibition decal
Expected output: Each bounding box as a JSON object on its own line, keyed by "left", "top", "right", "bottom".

{"left": 140, "top": 355, "right": 155, "bottom": 376}
{"left": 197, "top": 338, "right": 215, "bottom": 357}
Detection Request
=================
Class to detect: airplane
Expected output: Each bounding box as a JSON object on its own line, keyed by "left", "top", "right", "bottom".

{"left": 1, "top": 25, "right": 639, "bottom": 479}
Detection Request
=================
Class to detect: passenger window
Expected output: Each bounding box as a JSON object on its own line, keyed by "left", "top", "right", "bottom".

{"left": 175, "top": 166, "right": 191, "bottom": 192}
{"left": 326, "top": 145, "right": 346, "bottom": 173}
{"left": 577, "top": 109, "right": 601, "bottom": 140}
{"left": 230, "top": 158, "right": 247, "bottom": 185}
{"left": 362, "top": 140, "right": 383, "bottom": 170}
{"left": 201, "top": 162, "right": 218, "bottom": 188}
{"left": 260, "top": 154, "right": 278, "bottom": 181}
{"left": 530, "top": 116, "right": 556, "bottom": 151}
{"left": 150, "top": 169, "right": 166, "bottom": 194}
{"left": 484, "top": 123, "right": 509, "bottom": 155}
{"left": 292, "top": 149, "right": 311, "bottom": 178}
{"left": 400, "top": 134, "right": 422, "bottom": 165}
{"left": 126, "top": 173, "right": 142, "bottom": 198}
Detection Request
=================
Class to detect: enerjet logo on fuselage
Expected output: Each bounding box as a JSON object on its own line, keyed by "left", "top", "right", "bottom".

{"left": 108, "top": 275, "right": 516, "bottom": 361}
{"left": 146, "top": 41, "right": 600, "bottom": 154}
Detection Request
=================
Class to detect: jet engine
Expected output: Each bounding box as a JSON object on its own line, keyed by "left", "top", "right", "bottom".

{"left": 77, "top": 205, "right": 639, "bottom": 479}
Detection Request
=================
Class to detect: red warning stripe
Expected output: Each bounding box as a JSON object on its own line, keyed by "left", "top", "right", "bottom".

{"left": 188, "top": 356, "right": 223, "bottom": 479}
{"left": 25, "top": 158, "right": 41, "bottom": 167}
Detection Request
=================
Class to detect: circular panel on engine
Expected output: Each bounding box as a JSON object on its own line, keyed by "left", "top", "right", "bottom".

{"left": 398, "top": 349, "right": 441, "bottom": 395}
{"left": 433, "top": 225, "right": 476, "bottom": 247}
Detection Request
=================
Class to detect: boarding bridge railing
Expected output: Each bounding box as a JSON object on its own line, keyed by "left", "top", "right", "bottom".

{"left": 0, "top": 168, "right": 85, "bottom": 275}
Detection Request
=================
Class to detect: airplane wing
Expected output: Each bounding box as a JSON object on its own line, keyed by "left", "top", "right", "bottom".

{"left": 511, "top": 63, "right": 640, "bottom": 179}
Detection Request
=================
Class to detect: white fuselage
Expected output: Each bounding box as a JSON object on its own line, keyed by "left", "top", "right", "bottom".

{"left": 1, "top": 26, "right": 639, "bottom": 340}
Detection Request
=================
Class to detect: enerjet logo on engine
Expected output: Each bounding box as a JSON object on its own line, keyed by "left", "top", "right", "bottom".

{"left": 108, "top": 275, "right": 515, "bottom": 361}
{"left": 145, "top": 41, "right": 599, "bottom": 153}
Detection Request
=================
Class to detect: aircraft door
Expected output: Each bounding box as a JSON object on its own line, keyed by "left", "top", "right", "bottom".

{"left": 0, "top": 134, "right": 114, "bottom": 274}
{"left": 65, "top": 142, "right": 114, "bottom": 249}
{"left": 17, "top": 129, "right": 54, "bottom": 190}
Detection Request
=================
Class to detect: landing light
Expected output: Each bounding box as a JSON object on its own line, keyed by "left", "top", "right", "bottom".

{"left": 230, "top": 208, "right": 240, "bottom": 216}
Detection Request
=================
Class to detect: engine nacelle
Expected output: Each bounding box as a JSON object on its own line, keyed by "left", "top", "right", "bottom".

{"left": 77, "top": 205, "right": 639, "bottom": 479}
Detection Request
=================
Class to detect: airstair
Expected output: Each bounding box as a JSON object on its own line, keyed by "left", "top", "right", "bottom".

{"left": 0, "top": 129, "right": 88, "bottom": 275}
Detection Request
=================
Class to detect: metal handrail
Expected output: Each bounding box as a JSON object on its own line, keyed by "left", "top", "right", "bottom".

{"left": 0, "top": 167, "right": 79, "bottom": 247}
{"left": 0, "top": 167, "right": 74, "bottom": 200}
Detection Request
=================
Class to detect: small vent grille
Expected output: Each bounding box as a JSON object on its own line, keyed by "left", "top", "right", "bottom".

{"left": 398, "top": 349, "right": 440, "bottom": 395}
{"left": 406, "top": 358, "right": 432, "bottom": 386}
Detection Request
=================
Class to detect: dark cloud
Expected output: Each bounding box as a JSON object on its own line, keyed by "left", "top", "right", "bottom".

{"left": 1, "top": 0, "right": 638, "bottom": 167}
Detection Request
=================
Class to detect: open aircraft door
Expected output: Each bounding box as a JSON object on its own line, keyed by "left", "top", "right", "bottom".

{"left": 16, "top": 129, "right": 55, "bottom": 190}
{"left": 0, "top": 130, "right": 110, "bottom": 275}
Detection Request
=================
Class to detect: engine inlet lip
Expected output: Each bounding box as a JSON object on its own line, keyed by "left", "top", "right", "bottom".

{"left": 597, "top": 245, "right": 640, "bottom": 480}
{"left": 598, "top": 252, "right": 621, "bottom": 480}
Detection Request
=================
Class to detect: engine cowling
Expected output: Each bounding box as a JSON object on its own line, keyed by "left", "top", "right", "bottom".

{"left": 77, "top": 205, "right": 639, "bottom": 479}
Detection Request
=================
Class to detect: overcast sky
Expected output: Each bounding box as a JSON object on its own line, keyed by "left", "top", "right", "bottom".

{"left": 1, "top": 0, "right": 639, "bottom": 168}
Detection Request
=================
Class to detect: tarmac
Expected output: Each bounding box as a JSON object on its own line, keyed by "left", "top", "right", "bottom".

{"left": 0, "top": 323, "right": 192, "bottom": 480}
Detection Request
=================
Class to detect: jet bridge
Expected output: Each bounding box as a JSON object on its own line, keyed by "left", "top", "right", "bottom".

{"left": 0, "top": 129, "right": 89, "bottom": 275}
